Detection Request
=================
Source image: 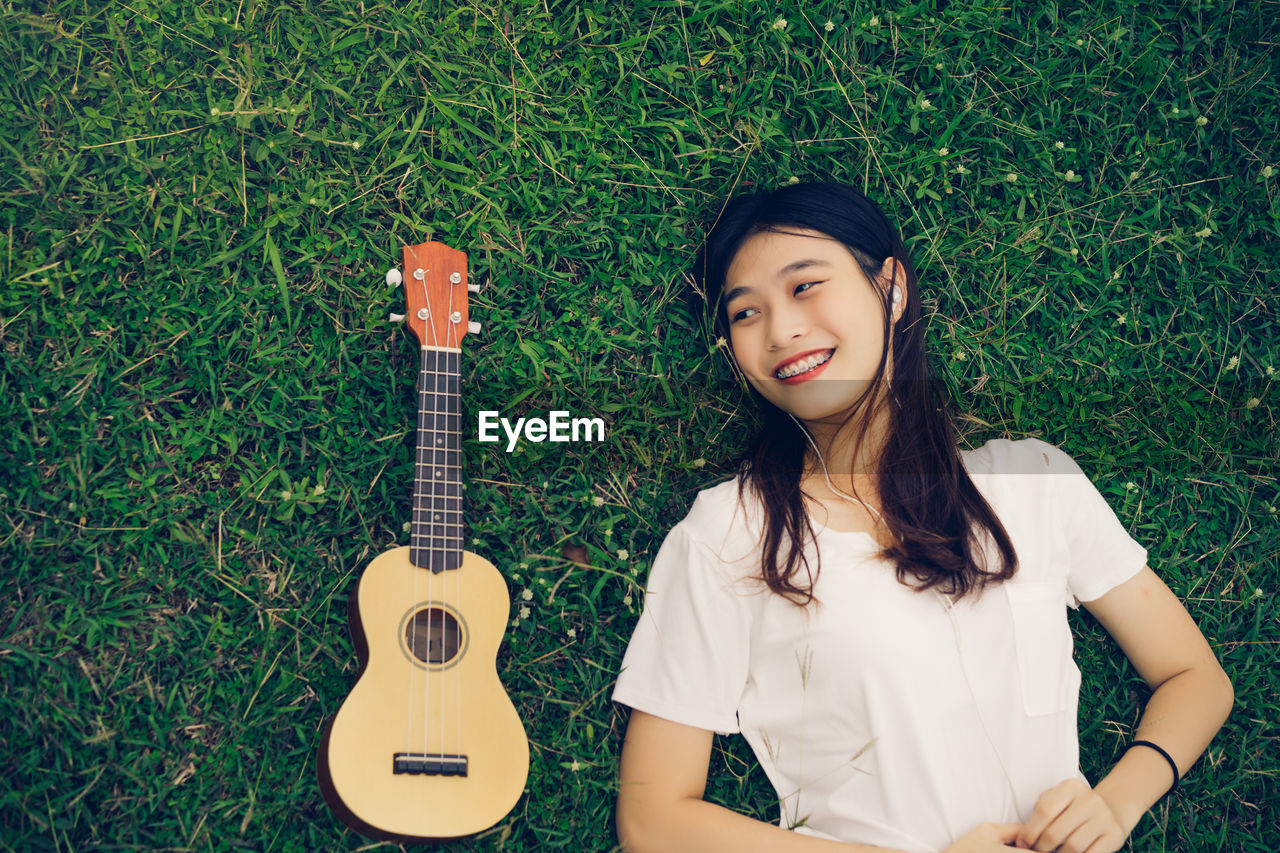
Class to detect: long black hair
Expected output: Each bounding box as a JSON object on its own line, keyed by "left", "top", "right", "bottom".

{"left": 690, "top": 180, "right": 1018, "bottom": 605}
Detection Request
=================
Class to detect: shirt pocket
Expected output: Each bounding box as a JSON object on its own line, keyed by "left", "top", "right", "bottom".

{"left": 1003, "top": 579, "right": 1076, "bottom": 717}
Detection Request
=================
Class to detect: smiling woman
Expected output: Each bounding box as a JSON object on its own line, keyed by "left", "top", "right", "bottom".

{"left": 611, "top": 181, "right": 1234, "bottom": 853}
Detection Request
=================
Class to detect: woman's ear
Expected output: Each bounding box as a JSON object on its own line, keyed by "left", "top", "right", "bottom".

{"left": 878, "top": 258, "right": 907, "bottom": 321}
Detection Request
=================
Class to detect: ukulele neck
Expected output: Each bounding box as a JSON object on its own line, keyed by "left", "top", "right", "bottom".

{"left": 410, "top": 346, "right": 463, "bottom": 573}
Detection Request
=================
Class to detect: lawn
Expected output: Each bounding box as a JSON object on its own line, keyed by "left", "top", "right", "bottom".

{"left": 1, "top": 0, "right": 1275, "bottom": 850}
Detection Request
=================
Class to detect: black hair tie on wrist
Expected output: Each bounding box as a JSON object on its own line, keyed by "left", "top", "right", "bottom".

{"left": 1125, "top": 740, "right": 1180, "bottom": 801}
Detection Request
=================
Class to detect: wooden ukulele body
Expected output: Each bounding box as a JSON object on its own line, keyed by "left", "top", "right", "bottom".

{"left": 319, "top": 546, "right": 529, "bottom": 840}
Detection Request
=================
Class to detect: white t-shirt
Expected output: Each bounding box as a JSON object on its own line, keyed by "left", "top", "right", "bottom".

{"left": 612, "top": 437, "right": 1148, "bottom": 853}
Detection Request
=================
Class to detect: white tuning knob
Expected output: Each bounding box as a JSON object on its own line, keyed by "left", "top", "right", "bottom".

{"left": 466, "top": 321, "right": 481, "bottom": 335}
{"left": 388, "top": 312, "right": 405, "bottom": 323}
{"left": 467, "top": 282, "right": 480, "bottom": 293}
{"left": 386, "top": 268, "right": 402, "bottom": 286}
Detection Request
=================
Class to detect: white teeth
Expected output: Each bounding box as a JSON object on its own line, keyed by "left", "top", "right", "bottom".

{"left": 776, "top": 350, "right": 833, "bottom": 379}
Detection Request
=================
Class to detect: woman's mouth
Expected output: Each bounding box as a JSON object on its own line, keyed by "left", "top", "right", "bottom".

{"left": 774, "top": 349, "right": 835, "bottom": 383}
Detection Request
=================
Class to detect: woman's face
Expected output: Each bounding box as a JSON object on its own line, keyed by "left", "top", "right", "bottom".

{"left": 723, "top": 227, "right": 896, "bottom": 427}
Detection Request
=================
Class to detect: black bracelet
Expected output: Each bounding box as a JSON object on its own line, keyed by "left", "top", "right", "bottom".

{"left": 1125, "top": 740, "right": 1180, "bottom": 801}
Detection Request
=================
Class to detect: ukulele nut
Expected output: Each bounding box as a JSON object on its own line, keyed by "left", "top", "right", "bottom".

{"left": 413, "top": 268, "right": 426, "bottom": 281}
{"left": 417, "top": 308, "right": 429, "bottom": 320}
{"left": 449, "top": 272, "right": 461, "bottom": 284}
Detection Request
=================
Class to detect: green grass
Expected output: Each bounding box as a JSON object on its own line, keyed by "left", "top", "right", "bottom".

{"left": 1, "top": 0, "right": 1276, "bottom": 849}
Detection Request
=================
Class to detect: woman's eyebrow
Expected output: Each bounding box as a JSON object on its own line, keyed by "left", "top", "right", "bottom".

{"left": 724, "top": 259, "right": 832, "bottom": 303}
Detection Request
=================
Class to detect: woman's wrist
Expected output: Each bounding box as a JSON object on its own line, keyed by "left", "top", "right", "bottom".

{"left": 1092, "top": 744, "right": 1176, "bottom": 836}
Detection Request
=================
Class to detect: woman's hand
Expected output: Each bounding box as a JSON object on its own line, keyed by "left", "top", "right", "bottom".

{"left": 940, "top": 822, "right": 1023, "bottom": 852}
{"left": 1013, "top": 778, "right": 1127, "bottom": 852}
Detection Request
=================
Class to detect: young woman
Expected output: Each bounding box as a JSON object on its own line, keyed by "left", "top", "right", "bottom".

{"left": 612, "top": 181, "right": 1233, "bottom": 853}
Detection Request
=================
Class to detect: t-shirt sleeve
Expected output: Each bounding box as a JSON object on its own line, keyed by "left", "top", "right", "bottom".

{"left": 611, "top": 523, "right": 752, "bottom": 735}
{"left": 1031, "top": 438, "right": 1149, "bottom": 609}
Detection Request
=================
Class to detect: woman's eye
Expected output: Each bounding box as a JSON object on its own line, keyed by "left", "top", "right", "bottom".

{"left": 730, "top": 307, "right": 758, "bottom": 323}
{"left": 795, "top": 280, "right": 822, "bottom": 295}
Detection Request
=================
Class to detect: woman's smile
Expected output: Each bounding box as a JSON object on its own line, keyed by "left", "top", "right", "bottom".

{"left": 774, "top": 348, "right": 836, "bottom": 383}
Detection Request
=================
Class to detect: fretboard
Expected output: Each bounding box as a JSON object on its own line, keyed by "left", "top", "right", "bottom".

{"left": 410, "top": 347, "right": 463, "bottom": 573}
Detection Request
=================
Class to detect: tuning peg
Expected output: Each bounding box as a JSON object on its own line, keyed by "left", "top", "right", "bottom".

{"left": 386, "top": 268, "right": 403, "bottom": 286}
{"left": 388, "top": 312, "right": 405, "bottom": 323}
{"left": 467, "top": 282, "right": 480, "bottom": 293}
{"left": 467, "top": 321, "right": 481, "bottom": 335}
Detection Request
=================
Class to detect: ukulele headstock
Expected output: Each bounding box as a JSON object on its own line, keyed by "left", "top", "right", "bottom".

{"left": 401, "top": 241, "right": 474, "bottom": 349}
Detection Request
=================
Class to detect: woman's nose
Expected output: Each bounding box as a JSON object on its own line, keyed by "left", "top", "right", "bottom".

{"left": 766, "top": 304, "right": 807, "bottom": 349}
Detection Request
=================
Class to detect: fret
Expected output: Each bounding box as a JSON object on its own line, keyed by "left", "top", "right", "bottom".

{"left": 410, "top": 346, "right": 464, "bottom": 573}
{"left": 413, "top": 496, "right": 463, "bottom": 509}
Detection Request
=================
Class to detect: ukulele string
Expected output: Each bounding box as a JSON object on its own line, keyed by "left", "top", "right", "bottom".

{"left": 444, "top": 273, "right": 461, "bottom": 763}
{"left": 423, "top": 265, "right": 437, "bottom": 757}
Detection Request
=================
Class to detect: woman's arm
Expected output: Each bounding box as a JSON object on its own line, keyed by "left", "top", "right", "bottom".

{"left": 616, "top": 710, "right": 908, "bottom": 853}
{"left": 1084, "top": 566, "right": 1234, "bottom": 831}
{"left": 1018, "top": 566, "right": 1234, "bottom": 849}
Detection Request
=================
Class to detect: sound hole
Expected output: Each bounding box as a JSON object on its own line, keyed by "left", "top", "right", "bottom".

{"left": 404, "top": 607, "right": 462, "bottom": 666}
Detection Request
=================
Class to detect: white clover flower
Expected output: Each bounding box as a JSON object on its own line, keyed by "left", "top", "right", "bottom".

{"left": 591, "top": 495, "right": 604, "bottom": 507}
{"left": 715, "top": 336, "right": 727, "bottom": 349}
{"left": 921, "top": 97, "right": 933, "bottom": 110}
{"left": 934, "top": 62, "right": 944, "bottom": 70}
{"left": 617, "top": 549, "right": 629, "bottom": 560}
{"left": 605, "top": 528, "right": 613, "bottom": 536}
{"left": 954, "top": 349, "right": 968, "bottom": 361}
{"left": 1226, "top": 355, "right": 1240, "bottom": 370}
{"left": 1006, "top": 172, "right": 1018, "bottom": 182}
{"left": 1255, "top": 588, "right": 1264, "bottom": 597}
{"left": 1125, "top": 482, "right": 1138, "bottom": 492}
{"left": 693, "top": 458, "right": 706, "bottom": 468}
{"left": 868, "top": 15, "right": 880, "bottom": 27}
{"left": 1129, "top": 170, "right": 1141, "bottom": 181}
{"left": 938, "top": 147, "right": 949, "bottom": 156}
{"left": 1195, "top": 226, "right": 1212, "bottom": 238}
{"left": 787, "top": 175, "right": 800, "bottom": 184}
{"left": 519, "top": 604, "right": 531, "bottom": 619}
{"left": 1196, "top": 116, "right": 1208, "bottom": 126}
{"left": 519, "top": 561, "right": 528, "bottom": 569}
{"left": 1266, "top": 365, "right": 1276, "bottom": 377}
{"left": 1116, "top": 314, "right": 1127, "bottom": 325}
{"left": 1245, "top": 397, "right": 1260, "bottom": 409}
{"left": 211, "top": 107, "right": 220, "bottom": 116}
{"left": 1070, "top": 247, "right": 1079, "bottom": 256}
{"left": 1264, "top": 166, "right": 1274, "bottom": 178}
{"left": 521, "top": 587, "right": 533, "bottom": 601}
{"left": 824, "top": 20, "right": 835, "bottom": 32}
{"left": 1172, "top": 106, "right": 1180, "bottom": 115}
{"left": 955, "top": 164, "right": 968, "bottom": 174}
{"left": 1075, "top": 38, "right": 1084, "bottom": 45}
{"left": 280, "top": 490, "right": 292, "bottom": 500}
{"left": 1055, "top": 141, "right": 1065, "bottom": 149}
{"left": 1064, "top": 169, "right": 1076, "bottom": 181}
{"left": 402, "top": 521, "right": 412, "bottom": 532}
{"left": 313, "top": 484, "right": 325, "bottom": 496}
{"left": 570, "top": 760, "right": 582, "bottom": 771}
{"left": 567, "top": 628, "right": 577, "bottom": 639}
{"left": 1113, "top": 270, "right": 1122, "bottom": 280}
{"left": 623, "top": 593, "right": 634, "bottom": 606}
{"left": 352, "top": 141, "right": 360, "bottom": 150}
{"left": 771, "top": 17, "right": 787, "bottom": 31}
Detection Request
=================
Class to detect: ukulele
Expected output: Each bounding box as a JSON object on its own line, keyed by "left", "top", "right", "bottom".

{"left": 318, "top": 241, "right": 529, "bottom": 841}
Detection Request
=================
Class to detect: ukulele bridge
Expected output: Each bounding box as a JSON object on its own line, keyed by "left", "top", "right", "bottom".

{"left": 393, "top": 752, "right": 469, "bottom": 776}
